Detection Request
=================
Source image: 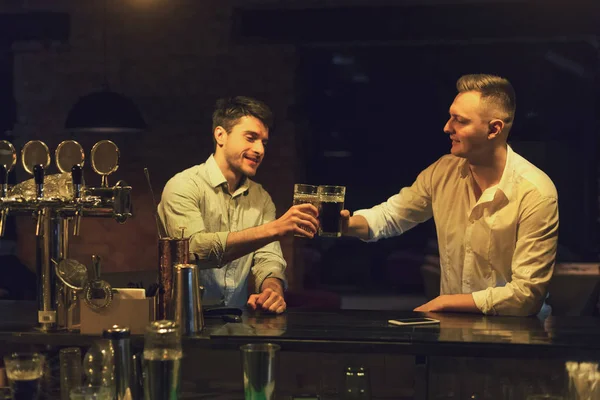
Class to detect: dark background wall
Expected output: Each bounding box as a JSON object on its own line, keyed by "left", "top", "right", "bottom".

{"left": 0, "top": 0, "right": 598, "bottom": 294}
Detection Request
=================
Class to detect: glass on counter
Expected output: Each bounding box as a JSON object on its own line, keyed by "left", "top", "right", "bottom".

{"left": 3, "top": 353, "right": 45, "bottom": 400}
{"left": 143, "top": 320, "right": 182, "bottom": 400}
{"left": 240, "top": 343, "right": 280, "bottom": 400}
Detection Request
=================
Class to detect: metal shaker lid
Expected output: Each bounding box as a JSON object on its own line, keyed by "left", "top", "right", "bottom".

{"left": 146, "top": 320, "right": 179, "bottom": 335}
{"left": 103, "top": 324, "right": 130, "bottom": 339}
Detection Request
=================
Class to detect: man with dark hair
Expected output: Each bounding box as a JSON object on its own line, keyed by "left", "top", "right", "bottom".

{"left": 159, "top": 96, "right": 318, "bottom": 313}
{"left": 341, "top": 74, "right": 559, "bottom": 316}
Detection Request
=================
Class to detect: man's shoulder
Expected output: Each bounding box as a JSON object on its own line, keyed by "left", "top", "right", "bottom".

{"left": 164, "top": 164, "right": 206, "bottom": 192}
{"left": 512, "top": 151, "right": 557, "bottom": 199}
{"left": 426, "top": 154, "right": 464, "bottom": 180}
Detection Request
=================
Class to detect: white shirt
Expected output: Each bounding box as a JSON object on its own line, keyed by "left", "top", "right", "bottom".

{"left": 158, "top": 155, "right": 287, "bottom": 308}
{"left": 354, "top": 145, "right": 559, "bottom": 316}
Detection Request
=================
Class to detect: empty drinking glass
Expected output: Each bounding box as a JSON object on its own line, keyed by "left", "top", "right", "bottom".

{"left": 240, "top": 343, "right": 280, "bottom": 400}
{"left": 59, "top": 348, "right": 82, "bottom": 400}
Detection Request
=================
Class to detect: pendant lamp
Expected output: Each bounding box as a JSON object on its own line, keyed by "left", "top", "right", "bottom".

{"left": 65, "top": 0, "right": 146, "bottom": 133}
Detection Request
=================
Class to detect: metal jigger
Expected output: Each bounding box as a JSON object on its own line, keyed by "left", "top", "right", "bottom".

{"left": 169, "top": 263, "right": 204, "bottom": 335}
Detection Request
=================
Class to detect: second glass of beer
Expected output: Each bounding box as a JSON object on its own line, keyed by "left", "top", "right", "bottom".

{"left": 292, "top": 184, "right": 319, "bottom": 237}
{"left": 318, "top": 185, "right": 345, "bottom": 238}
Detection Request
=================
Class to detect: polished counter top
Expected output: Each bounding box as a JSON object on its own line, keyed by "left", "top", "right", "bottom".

{"left": 2, "top": 301, "right": 600, "bottom": 359}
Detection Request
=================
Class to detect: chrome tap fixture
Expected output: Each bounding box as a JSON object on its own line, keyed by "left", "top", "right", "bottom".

{"left": 0, "top": 139, "right": 133, "bottom": 331}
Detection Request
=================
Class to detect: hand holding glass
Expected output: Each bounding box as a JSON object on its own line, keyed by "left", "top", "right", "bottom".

{"left": 292, "top": 184, "right": 319, "bottom": 237}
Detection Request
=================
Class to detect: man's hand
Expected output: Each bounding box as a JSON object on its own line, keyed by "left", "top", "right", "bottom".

{"left": 247, "top": 277, "right": 287, "bottom": 314}
{"left": 340, "top": 209, "right": 351, "bottom": 235}
{"left": 247, "top": 288, "right": 286, "bottom": 314}
{"left": 269, "top": 204, "right": 319, "bottom": 238}
{"left": 340, "top": 210, "right": 370, "bottom": 240}
{"left": 413, "top": 294, "right": 479, "bottom": 313}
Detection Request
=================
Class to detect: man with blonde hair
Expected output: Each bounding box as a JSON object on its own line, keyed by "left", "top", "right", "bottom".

{"left": 341, "top": 74, "right": 558, "bottom": 316}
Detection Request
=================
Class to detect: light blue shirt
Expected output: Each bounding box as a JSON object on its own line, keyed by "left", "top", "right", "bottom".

{"left": 158, "top": 155, "right": 287, "bottom": 308}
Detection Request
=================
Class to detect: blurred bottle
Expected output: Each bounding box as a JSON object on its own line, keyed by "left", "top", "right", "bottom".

{"left": 59, "top": 348, "right": 82, "bottom": 400}
{"left": 82, "top": 340, "right": 114, "bottom": 392}
{"left": 143, "top": 320, "right": 182, "bottom": 400}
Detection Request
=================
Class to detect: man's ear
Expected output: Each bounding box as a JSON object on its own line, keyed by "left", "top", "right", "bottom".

{"left": 488, "top": 119, "right": 505, "bottom": 140}
{"left": 214, "top": 126, "right": 227, "bottom": 147}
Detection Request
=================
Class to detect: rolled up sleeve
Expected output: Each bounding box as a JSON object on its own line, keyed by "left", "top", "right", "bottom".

{"left": 251, "top": 195, "right": 287, "bottom": 292}
{"left": 158, "top": 177, "right": 229, "bottom": 269}
{"left": 472, "top": 196, "right": 559, "bottom": 316}
{"left": 354, "top": 163, "right": 435, "bottom": 242}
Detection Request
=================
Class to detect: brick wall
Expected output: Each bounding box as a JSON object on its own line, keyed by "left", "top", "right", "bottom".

{"left": 4, "top": 0, "right": 301, "bottom": 289}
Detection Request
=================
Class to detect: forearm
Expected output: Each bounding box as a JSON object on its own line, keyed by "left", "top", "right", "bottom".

{"left": 415, "top": 293, "right": 480, "bottom": 313}
{"left": 345, "top": 215, "right": 371, "bottom": 240}
{"left": 221, "top": 222, "right": 279, "bottom": 264}
{"left": 441, "top": 294, "right": 479, "bottom": 313}
{"left": 261, "top": 277, "right": 284, "bottom": 296}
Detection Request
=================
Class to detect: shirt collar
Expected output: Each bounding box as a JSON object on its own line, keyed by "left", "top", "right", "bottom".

{"left": 457, "top": 144, "right": 515, "bottom": 201}
{"left": 495, "top": 144, "right": 515, "bottom": 201}
{"left": 205, "top": 154, "right": 250, "bottom": 197}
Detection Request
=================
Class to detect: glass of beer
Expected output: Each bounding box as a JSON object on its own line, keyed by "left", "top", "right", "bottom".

{"left": 292, "top": 184, "right": 319, "bottom": 237}
{"left": 3, "top": 353, "right": 45, "bottom": 400}
{"left": 317, "top": 185, "right": 346, "bottom": 237}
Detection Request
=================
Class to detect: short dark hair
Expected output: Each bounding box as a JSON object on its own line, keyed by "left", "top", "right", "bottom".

{"left": 212, "top": 96, "right": 274, "bottom": 134}
{"left": 456, "top": 74, "right": 516, "bottom": 124}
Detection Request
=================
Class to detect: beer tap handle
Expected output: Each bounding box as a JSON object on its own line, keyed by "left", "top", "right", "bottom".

{"left": 92, "top": 255, "right": 101, "bottom": 279}
{"left": 71, "top": 164, "right": 83, "bottom": 199}
{"left": 34, "top": 164, "right": 44, "bottom": 199}
{"left": 72, "top": 164, "right": 83, "bottom": 236}
{"left": 0, "top": 164, "right": 7, "bottom": 198}
{"left": 33, "top": 164, "right": 45, "bottom": 237}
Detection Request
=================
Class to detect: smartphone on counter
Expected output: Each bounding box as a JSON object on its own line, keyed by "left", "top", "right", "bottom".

{"left": 388, "top": 317, "right": 440, "bottom": 326}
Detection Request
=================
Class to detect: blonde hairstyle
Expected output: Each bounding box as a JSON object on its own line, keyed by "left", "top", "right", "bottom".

{"left": 457, "top": 74, "right": 516, "bottom": 125}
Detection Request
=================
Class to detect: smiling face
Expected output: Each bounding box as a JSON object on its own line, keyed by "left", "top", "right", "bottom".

{"left": 443, "top": 91, "right": 497, "bottom": 161}
{"left": 214, "top": 115, "right": 269, "bottom": 183}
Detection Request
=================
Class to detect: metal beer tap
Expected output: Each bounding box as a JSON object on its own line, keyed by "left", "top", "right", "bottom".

{"left": 0, "top": 139, "right": 133, "bottom": 331}
{"left": 33, "top": 164, "right": 46, "bottom": 237}
{"left": 0, "top": 140, "right": 17, "bottom": 238}
{"left": 71, "top": 164, "right": 83, "bottom": 236}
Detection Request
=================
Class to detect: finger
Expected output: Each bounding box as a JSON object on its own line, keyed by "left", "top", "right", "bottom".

{"left": 295, "top": 214, "right": 320, "bottom": 233}
{"left": 256, "top": 289, "right": 272, "bottom": 306}
{"left": 268, "top": 297, "right": 284, "bottom": 313}
{"left": 261, "top": 293, "right": 280, "bottom": 310}
{"left": 295, "top": 203, "right": 319, "bottom": 215}
{"left": 247, "top": 295, "right": 258, "bottom": 310}
{"left": 292, "top": 221, "right": 315, "bottom": 238}
{"left": 340, "top": 209, "right": 351, "bottom": 218}
{"left": 275, "top": 304, "right": 286, "bottom": 314}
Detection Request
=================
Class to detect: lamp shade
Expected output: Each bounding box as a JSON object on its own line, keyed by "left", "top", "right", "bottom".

{"left": 65, "top": 90, "right": 147, "bottom": 133}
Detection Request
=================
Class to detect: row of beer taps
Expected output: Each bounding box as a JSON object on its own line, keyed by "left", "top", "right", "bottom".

{"left": 0, "top": 138, "right": 133, "bottom": 330}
